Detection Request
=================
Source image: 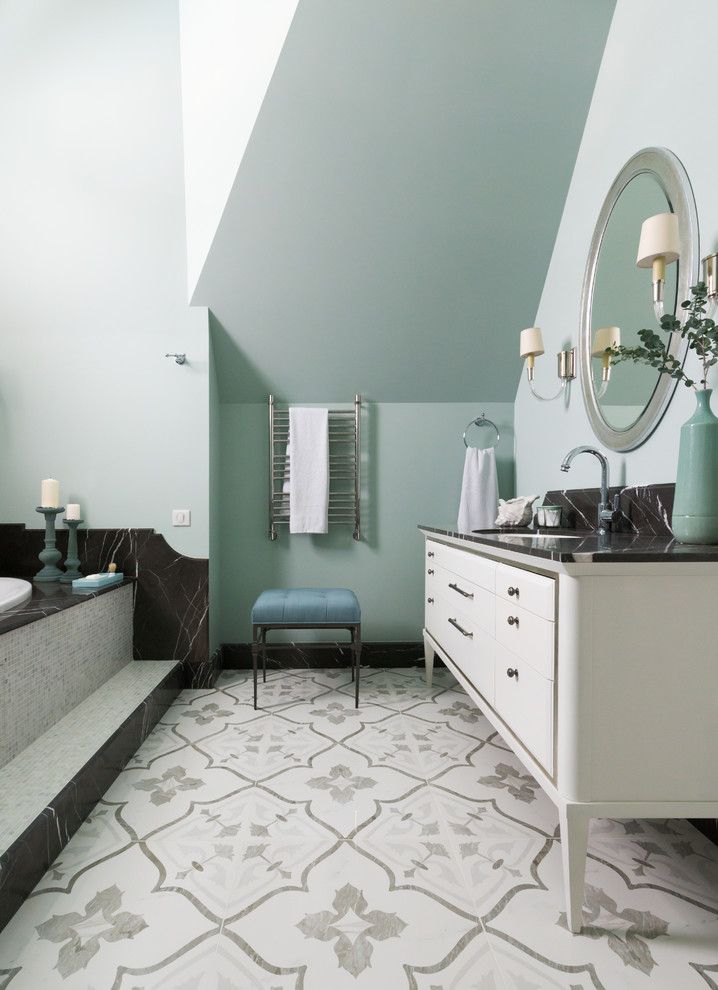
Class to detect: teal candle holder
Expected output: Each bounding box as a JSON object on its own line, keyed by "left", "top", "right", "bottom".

{"left": 35, "top": 506, "right": 65, "bottom": 582}
{"left": 60, "top": 518, "right": 84, "bottom": 584}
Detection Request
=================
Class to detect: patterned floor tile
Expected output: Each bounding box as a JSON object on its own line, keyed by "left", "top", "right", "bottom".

{"left": 340, "top": 668, "right": 457, "bottom": 712}
{"left": 342, "top": 711, "right": 427, "bottom": 776}
{"left": 113, "top": 935, "right": 222, "bottom": 990}
{"left": 426, "top": 784, "right": 554, "bottom": 918}
{"left": 194, "top": 712, "right": 332, "bottom": 781}
{"left": 588, "top": 817, "right": 718, "bottom": 911}
{"left": 401, "top": 710, "right": 492, "bottom": 779}
{"left": 276, "top": 696, "right": 393, "bottom": 742}
{"left": 264, "top": 741, "right": 421, "bottom": 836}
{"left": 222, "top": 843, "right": 481, "bottom": 990}
{"left": 485, "top": 831, "right": 718, "bottom": 990}
{"left": 410, "top": 933, "right": 508, "bottom": 990}
{"left": 354, "top": 784, "right": 483, "bottom": 915}
{"left": 100, "top": 747, "right": 245, "bottom": 838}
{"left": 0, "top": 844, "right": 220, "bottom": 989}
{"left": 2, "top": 669, "right": 717, "bottom": 989}
{"left": 124, "top": 720, "right": 193, "bottom": 769}
{"left": 32, "top": 804, "right": 136, "bottom": 895}
{"left": 223, "top": 792, "right": 338, "bottom": 915}
{"left": 240, "top": 671, "right": 338, "bottom": 713}
{"left": 435, "top": 758, "right": 561, "bottom": 834}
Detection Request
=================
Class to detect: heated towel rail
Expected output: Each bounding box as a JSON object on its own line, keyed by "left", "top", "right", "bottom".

{"left": 268, "top": 395, "right": 361, "bottom": 541}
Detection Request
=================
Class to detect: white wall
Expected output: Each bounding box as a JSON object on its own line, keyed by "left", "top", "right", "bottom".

{"left": 515, "top": 0, "right": 718, "bottom": 498}
{"left": 0, "top": 0, "right": 209, "bottom": 557}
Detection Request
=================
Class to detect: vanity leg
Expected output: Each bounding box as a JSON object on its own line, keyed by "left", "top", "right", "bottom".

{"left": 559, "top": 804, "right": 590, "bottom": 934}
{"left": 423, "top": 632, "right": 435, "bottom": 687}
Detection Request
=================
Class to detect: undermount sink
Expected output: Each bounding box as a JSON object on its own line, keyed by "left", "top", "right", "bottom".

{"left": 473, "top": 529, "right": 589, "bottom": 541}
{"left": 502, "top": 534, "right": 586, "bottom": 542}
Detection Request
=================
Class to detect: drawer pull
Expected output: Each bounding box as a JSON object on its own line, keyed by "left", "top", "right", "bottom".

{"left": 448, "top": 582, "right": 474, "bottom": 600}
{"left": 427, "top": 597, "right": 434, "bottom": 604}
{"left": 507, "top": 615, "right": 520, "bottom": 627}
{"left": 428, "top": 551, "right": 435, "bottom": 557}
{"left": 508, "top": 586, "right": 519, "bottom": 597}
{"left": 427, "top": 568, "right": 435, "bottom": 575}
{"left": 448, "top": 617, "right": 473, "bottom": 638}
{"left": 506, "top": 667, "right": 519, "bottom": 679}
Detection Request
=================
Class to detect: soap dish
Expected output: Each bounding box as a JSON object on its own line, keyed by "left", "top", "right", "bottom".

{"left": 72, "top": 572, "right": 124, "bottom": 592}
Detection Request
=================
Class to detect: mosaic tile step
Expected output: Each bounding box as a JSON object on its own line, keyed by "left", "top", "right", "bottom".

{"left": 0, "top": 660, "right": 178, "bottom": 852}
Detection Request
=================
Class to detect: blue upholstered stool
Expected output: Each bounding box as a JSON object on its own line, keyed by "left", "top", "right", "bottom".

{"left": 251, "top": 588, "right": 361, "bottom": 709}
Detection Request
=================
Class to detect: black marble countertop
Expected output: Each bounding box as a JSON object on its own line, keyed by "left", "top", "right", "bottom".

{"left": 419, "top": 525, "right": 718, "bottom": 563}
{"left": 0, "top": 578, "right": 135, "bottom": 636}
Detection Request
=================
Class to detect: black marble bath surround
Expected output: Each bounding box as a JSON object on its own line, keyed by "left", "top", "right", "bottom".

{"left": 0, "top": 524, "right": 210, "bottom": 687}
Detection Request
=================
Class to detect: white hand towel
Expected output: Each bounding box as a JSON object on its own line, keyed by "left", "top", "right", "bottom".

{"left": 289, "top": 407, "right": 329, "bottom": 533}
{"left": 457, "top": 446, "right": 499, "bottom": 533}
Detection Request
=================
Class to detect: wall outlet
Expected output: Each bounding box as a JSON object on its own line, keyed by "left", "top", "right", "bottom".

{"left": 172, "top": 509, "right": 191, "bottom": 526}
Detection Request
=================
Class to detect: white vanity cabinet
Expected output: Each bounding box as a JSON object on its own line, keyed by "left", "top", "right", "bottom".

{"left": 421, "top": 529, "right": 718, "bottom": 934}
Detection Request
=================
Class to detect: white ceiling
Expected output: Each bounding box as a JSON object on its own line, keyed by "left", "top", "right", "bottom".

{"left": 193, "top": 0, "right": 616, "bottom": 404}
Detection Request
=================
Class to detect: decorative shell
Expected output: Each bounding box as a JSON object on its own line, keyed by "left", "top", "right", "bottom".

{"left": 494, "top": 495, "right": 539, "bottom": 528}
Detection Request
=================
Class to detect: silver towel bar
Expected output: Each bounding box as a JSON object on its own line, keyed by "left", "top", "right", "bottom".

{"left": 268, "top": 394, "right": 361, "bottom": 541}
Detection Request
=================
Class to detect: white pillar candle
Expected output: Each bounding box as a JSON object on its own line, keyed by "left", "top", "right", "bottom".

{"left": 66, "top": 503, "right": 81, "bottom": 520}
{"left": 41, "top": 478, "right": 59, "bottom": 507}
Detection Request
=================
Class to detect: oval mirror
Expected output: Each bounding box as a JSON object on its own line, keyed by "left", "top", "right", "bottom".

{"left": 579, "top": 147, "right": 698, "bottom": 450}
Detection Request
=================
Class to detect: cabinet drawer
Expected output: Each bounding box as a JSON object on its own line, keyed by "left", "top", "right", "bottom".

{"left": 495, "top": 597, "right": 554, "bottom": 679}
{"left": 430, "top": 562, "right": 494, "bottom": 636}
{"left": 496, "top": 562, "right": 555, "bottom": 620}
{"left": 429, "top": 595, "right": 495, "bottom": 704}
{"left": 427, "top": 541, "right": 496, "bottom": 593}
{"left": 494, "top": 643, "right": 554, "bottom": 773}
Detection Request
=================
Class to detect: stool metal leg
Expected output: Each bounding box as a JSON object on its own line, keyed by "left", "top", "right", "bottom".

{"left": 251, "top": 625, "right": 259, "bottom": 710}
{"left": 354, "top": 623, "right": 361, "bottom": 708}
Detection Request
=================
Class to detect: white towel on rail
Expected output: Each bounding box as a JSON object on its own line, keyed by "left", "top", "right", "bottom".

{"left": 289, "top": 407, "right": 329, "bottom": 533}
{"left": 457, "top": 446, "right": 499, "bottom": 533}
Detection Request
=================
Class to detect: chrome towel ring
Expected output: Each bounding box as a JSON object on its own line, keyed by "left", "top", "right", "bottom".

{"left": 463, "top": 414, "right": 500, "bottom": 449}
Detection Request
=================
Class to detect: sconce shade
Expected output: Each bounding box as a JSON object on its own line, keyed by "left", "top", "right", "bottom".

{"left": 636, "top": 213, "right": 679, "bottom": 268}
{"left": 591, "top": 326, "right": 621, "bottom": 358}
{"left": 520, "top": 327, "right": 545, "bottom": 358}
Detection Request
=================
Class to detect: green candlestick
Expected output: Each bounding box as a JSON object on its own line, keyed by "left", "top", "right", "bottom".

{"left": 60, "top": 518, "right": 83, "bottom": 584}
{"left": 35, "top": 506, "right": 65, "bottom": 582}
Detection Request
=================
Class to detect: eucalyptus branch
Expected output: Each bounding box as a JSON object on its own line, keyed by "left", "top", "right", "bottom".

{"left": 607, "top": 281, "right": 718, "bottom": 391}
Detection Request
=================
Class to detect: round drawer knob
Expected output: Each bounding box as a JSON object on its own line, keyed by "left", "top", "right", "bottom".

{"left": 428, "top": 551, "right": 435, "bottom": 557}
{"left": 427, "top": 568, "right": 435, "bottom": 575}
{"left": 506, "top": 668, "right": 519, "bottom": 679}
{"left": 427, "top": 597, "right": 434, "bottom": 604}
{"left": 508, "top": 586, "right": 519, "bottom": 597}
{"left": 507, "top": 615, "right": 519, "bottom": 627}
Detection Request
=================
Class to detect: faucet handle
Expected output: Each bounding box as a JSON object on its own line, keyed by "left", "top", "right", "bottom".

{"left": 599, "top": 493, "right": 622, "bottom": 529}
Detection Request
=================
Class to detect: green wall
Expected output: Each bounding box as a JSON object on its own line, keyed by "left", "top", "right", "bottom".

{"left": 515, "top": 0, "right": 718, "bottom": 497}
{"left": 218, "top": 401, "right": 514, "bottom": 644}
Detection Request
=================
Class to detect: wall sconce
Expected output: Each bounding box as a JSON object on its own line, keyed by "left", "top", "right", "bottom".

{"left": 519, "top": 327, "right": 576, "bottom": 401}
{"left": 636, "top": 212, "right": 679, "bottom": 322}
{"left": 591, "top": 326, "right": 620, "bottom": 398}
{"left": 703, "top": 252, "right": 718, "bottom": 317}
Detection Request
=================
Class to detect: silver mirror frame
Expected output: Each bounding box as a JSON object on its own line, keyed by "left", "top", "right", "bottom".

{"left": 579, "top": 147, "right": 698, "bottom": 451}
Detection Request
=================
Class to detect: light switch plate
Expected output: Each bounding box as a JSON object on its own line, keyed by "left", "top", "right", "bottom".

{"left": 172, "top": 509, "right": 191, "bottom": 526}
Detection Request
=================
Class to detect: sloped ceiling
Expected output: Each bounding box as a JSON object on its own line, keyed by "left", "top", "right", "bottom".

{"left": 193, "top": 0, "right": 616, "bottom": 403}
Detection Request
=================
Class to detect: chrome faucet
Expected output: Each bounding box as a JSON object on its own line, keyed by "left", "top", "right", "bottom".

{"left": 560, "top": 446, "right": 619, "bottom": 535}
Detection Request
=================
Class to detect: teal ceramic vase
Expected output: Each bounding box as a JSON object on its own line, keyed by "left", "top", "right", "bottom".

{"left": 671, "top": 389, "right": 718, "bottom": 544}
